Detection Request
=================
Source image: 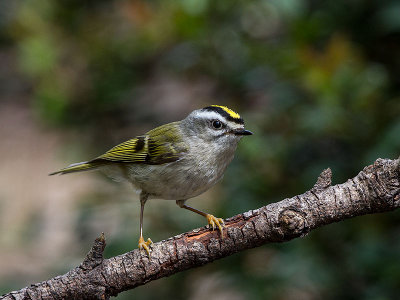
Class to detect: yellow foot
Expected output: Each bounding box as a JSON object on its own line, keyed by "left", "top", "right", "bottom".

{"left": 206, "top": 214, "right": 225, "bottom": 237}
{"left": 138, "top": 236, "right": 153, "bottom": 257}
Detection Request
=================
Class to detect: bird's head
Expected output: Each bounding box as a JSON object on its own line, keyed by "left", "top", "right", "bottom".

{"left": 181, "top": 105, "right": 253, "bottom": 147}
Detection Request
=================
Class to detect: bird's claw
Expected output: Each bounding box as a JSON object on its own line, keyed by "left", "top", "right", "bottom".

{"left": 138, "top": 236, "right": 153, "bottom": 257}
{"left": 206, "top": 214, "right": 225, "bottom": 237}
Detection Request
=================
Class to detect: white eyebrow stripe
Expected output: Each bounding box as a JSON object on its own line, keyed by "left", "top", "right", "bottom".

{"left": 193, "top": 110, "right": 228, "bottom": 122}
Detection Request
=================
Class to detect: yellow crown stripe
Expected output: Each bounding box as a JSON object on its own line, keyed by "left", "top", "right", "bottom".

{"left": 210, "top": 105, "right": 241, "bottom": 119}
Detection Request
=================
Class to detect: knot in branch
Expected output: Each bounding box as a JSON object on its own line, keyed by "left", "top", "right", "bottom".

{"left": 279, "top": 209, "right": 307, "bottom": 237}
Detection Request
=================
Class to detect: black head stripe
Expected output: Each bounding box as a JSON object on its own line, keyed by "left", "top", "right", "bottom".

{"left": 202, "top": 106, "right": 244, "bottom": 124}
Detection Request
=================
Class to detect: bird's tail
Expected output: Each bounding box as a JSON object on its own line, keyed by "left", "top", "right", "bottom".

{"left": 49, "top": 161, "right": 100, "bottom": 175}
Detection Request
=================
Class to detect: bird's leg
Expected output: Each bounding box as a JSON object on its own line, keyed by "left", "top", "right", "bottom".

{"left": 176, "top": 200, "right": 225, "bottom": 237}
{"left": 138, "top": 194, "right": 153, "bottom": 256}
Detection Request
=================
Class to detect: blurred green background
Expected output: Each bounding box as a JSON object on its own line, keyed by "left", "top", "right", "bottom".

{"left": 1, "top": 0, "right": 400, "bottom": 299}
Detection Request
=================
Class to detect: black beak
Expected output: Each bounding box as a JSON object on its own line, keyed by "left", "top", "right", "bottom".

{"left": 233, "top": 129, "right": 253, "bottom": 136}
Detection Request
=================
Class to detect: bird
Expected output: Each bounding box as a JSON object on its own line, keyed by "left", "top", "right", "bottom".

{"left": 50, "top": 105, "right": 253, "bottom": 256}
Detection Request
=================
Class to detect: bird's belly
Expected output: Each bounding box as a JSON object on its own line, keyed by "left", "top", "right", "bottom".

{"left": 126, "top": 157, "right": 230, "bottom": 200}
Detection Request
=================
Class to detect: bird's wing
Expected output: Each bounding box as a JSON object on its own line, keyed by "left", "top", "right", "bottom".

{"left": 92, "top": 122, "right": 188, "bottom": 165}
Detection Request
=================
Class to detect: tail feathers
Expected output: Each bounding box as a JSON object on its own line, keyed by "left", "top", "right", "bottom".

{"left": 49, "top": 161, "right": 99, "bottom": 175}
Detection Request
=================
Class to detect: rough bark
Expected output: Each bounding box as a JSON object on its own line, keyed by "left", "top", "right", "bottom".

{"left": 2, "top": 157, "right": 400, "bottom": 300}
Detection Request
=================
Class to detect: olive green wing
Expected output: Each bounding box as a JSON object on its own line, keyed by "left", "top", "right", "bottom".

{"left": 93, "top": 136, "right": 149, "bottom": 163}
{"left": 49, "top": 122, "right": 187, "bottom": 176}
{"left": 92, "top": 122, "right": 188, "bottom": 165}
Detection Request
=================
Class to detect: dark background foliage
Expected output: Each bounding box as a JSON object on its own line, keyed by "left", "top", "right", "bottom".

{"left": 0, "top": 0, "right": 399, "bottom": 299}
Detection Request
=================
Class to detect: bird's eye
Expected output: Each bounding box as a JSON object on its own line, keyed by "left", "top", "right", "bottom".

{"left": 211, "top": 120, "right": 223, "bottom": 129}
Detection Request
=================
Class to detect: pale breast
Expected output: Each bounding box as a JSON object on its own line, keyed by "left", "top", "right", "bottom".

{"left": 126, "top": 142, "right": 237, "bottom": 200}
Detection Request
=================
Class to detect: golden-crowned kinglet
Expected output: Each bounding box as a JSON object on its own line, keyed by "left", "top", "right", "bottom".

{"left": 50, "top": 105, "right": 252, "bottom": 256}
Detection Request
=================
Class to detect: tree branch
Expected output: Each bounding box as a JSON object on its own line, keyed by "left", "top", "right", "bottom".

{"left": 2, "top": 157, "right": 400, "bottom": 300}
